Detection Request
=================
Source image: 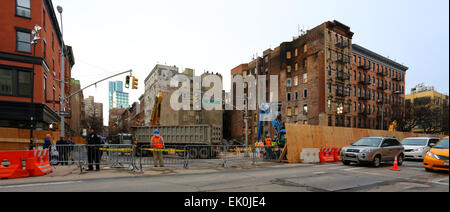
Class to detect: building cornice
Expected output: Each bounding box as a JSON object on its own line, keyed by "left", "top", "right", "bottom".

{"left": 352, "top": 44, "right": 408, "bottom": 72}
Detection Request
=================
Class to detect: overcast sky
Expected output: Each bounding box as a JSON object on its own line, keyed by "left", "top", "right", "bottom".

{"left": 50, "top": 0, "right": 449, "bottom": 126}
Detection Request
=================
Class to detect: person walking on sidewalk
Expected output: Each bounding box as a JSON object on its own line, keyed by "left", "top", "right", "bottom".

{"left": 56, "top": 137, "right": 69, "bottom": 165}
{"left": 151, "top": 129, "right": 165, "bottom": 167}
{"left": 43, "top": 134, "right": 52, "bottom": 149}
{"left": 87, "top": 128, "right": 102, "bottom": 171}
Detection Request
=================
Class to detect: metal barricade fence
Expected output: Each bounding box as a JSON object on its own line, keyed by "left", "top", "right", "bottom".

{"left": 136, "top": 145, "right": 187, "bottom": 170}
{"left": 50, "top": 144, "right": 137, "bottom": 172}
{"left": 49, "top": 144, "right": 282, "bottom": 172}
{"left": 252, "top": 145, "right": 284, "bottom": 163}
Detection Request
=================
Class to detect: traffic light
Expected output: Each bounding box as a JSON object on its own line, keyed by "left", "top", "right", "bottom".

{"left": 125, "top": 76, "right": 130, "bottom": 88}
{"left": 132, "top": 77, "right": 139, "bottom": 89}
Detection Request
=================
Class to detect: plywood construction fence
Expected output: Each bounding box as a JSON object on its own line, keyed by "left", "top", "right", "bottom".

{"left": 285, "top": 124, "right": 445, "bottom": 163}
{"left": 0, "top": 127, "right": 86, "bottom": 150}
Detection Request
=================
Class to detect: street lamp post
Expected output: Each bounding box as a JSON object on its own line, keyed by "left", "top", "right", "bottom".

{"left": 57, "top": 6, "right": 66, "bottom": 139}
{"left": 30, "top": 25, "right": 42, "bottom": 149}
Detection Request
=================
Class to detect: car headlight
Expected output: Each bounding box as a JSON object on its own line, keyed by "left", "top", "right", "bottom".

{"left": 427, "top": 152, "right": 440, "bottom": 160}
{"left": 416, "top": 147, "right": 426, "bottom": 152}
{"left": 361, "top": 149, "right": 371, "bottom": 153}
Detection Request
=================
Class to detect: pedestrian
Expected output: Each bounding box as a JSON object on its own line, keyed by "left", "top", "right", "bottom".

{"left": 151, "top": 129, "right": 165, "bottom": 167}
{"left": 67, "top": 137, "right": 75, "bottom": 164}
{"left": 86, "top": 128, "right": 102, "bottom": 171}
{"left": 56, "top": 137, "right": 68, "bottom": 165}
{"left": 43, "top": 134, "right": 52, "bottom": 149}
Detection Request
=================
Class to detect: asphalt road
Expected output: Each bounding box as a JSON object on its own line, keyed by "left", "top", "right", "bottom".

{"left": 0, "top": 160, "right": 448, "bottom": 192}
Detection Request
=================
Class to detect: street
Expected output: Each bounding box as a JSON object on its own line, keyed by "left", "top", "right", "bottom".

{"left": 0, "top": 160, "right": 447, "bottom": 192}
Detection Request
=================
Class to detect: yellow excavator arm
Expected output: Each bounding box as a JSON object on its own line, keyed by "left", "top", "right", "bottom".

{"left": 151, "top": 91, "right": 162, "bottom": 126}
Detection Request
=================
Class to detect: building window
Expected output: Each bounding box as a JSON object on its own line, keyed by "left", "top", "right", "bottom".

{"left": 303, "top": 89, "right": 308, "bottom": 98}
{"left": 16, "top": 30, "right": 31, "bottom": 53}
{"left": 294, "top": 76, "right": 298, "bottom": 86}
{"left": 287, "top": 92, "right": 292, "bottom": 101}
{"left": 43, "top": 9, "right": 46, "bottom": 30}
{"left": 16, "top": 0, "right": 31, "bottom": 18}
{"left": 43, "top": 74, "right": 47, "bottom": 100}
{"left": 287, "top": 65, "right": 292, "bottom": 73}
{"left": 286, "top": 51, "right": 292, "bottom": 59}
{"left": 295, "top": 63, "right": 298, "bottom": 71}
{"left": 0, "top": 68, "right": 32, "bottom": 97}
{"left": 294, "top": 92, "right": 298, "bottom": 100}
{"left": 294, "top": 107, "right": 299, "bottom": 116}
{"left": 287, "top": 107, "right": 292, "bottom": 116}
{"left": 295, "top": 48, "right": 298, "bottom": 57}
{"left": 328, "top": 66, "right": 332, "bottom": 76}
{"left": 328, "top": 100, "right": 332, "bottom": 110}
{"left": 303, "top": 104, "right": 308, "bottom": 115}
{"left": 328, "top": 83, "right": 332, "bottom": 93}
{"left": 286, "top": 78, "right": 292, "bottom": 87}
{"left": 303, "top": 73, "right": 308, "bottom": 83}
{"left": 328, "top": 116, "right": 332, "bottom": 126}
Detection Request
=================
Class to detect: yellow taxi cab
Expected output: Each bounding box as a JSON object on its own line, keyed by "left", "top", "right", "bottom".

{"left": 423, "top": 137, "right": 449, "bottom": 172}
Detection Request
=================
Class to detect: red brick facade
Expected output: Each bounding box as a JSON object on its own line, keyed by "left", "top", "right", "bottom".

{"left": 230, "top": 20, "right": 408, "bottom": 142}
{"left": 0, "top": 0, "right": 75, "bottom": 131}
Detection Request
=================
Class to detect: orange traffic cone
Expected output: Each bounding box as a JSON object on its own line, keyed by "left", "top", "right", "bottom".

{"left": 390, "top": 155, "right": 401, "bottom": 171}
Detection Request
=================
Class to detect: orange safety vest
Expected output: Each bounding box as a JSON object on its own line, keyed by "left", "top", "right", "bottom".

{"left": 265, "top": 138, "right": 272, "bottom": 147}
{"left": 257, "top": 142, "right": 264, "bottom": 148}
{"left": 151, "top": 136, "right": 164, "bottom": 149}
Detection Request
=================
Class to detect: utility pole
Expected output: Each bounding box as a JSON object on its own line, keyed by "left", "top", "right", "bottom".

{"left": 57, "top": 6, "right": 65, "bottom": 139}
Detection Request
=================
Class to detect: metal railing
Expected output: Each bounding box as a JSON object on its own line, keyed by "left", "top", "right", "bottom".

{"left": 49, "top": 144, "right": 282, "bottom": 173}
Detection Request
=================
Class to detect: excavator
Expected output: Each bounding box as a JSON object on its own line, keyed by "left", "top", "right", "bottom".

{"left": 256, "top": 103, "right": 287, "bottom": 161}
{"left": 151, "top": 91, "right": 163, "bottom": 126}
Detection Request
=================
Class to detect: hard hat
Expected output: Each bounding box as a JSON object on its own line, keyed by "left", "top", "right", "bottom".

{"left": 154, "top": 129, "right": 159, "bottom": 134}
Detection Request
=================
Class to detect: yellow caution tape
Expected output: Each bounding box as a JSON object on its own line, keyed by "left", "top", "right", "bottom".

{"left": 141, "top": 148, "right": 187, "bottom": 152}
{"left": 228, "top": 148, "right": 254, "bottom": 152}
{"left": 99, "top": 148, "right": 133, "bottom": 152}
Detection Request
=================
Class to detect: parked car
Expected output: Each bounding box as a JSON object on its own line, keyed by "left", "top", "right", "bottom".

{"left": 423, "top": 137, "right": 449, "bottom": 172}
{"left": 401, "top": 137, "right": 440, "bottom": 160}
{"left": 341, "top": 137, "right": 405, "bottom": 167}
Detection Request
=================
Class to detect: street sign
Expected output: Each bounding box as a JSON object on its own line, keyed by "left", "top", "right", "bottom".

{"left": 56, "top": 111, "right": 71, "bottom": 117}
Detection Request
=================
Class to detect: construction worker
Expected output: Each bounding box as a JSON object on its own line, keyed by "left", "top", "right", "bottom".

{"left": 151, "top": 129, "right": 165, "bottom": 167}
{"left": 258, "top": 139, "right": 265, "bottom": 159}
{"left": 264, "top": 136, "right": 273, "bottom": 160}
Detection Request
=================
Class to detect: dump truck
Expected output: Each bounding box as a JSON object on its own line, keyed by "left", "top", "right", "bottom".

{"left": 131, "top": 125, "right": 223, "bottom": 159}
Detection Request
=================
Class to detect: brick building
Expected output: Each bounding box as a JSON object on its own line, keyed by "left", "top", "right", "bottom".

{"left": 144, "top": 64, "right": 223, "bottom": 127}
{"left": 69, "top": 78, "right": 86, "bottom": 136}
{"left": 0, "top": 0, "right": 75, "bottom": 131}
{"left": 230, "top": 20, "right": 408, "bottom": 143}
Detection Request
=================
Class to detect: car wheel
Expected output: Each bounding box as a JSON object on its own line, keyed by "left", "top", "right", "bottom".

{"left": 342, "top": 161, "right": 351, "bottom": 165}
{"left": 372, "top": 155, "right": 381, "bottom": 167}
{"left": 397, "top": 154, "right": 404, "bottom": 166}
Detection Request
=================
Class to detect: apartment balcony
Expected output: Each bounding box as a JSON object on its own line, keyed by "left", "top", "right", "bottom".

{"left": 336, "top": 92, "right": 348, "bottom": 98}
{"left": 358, "top": 111, "right": 370, "bottom": 116}
{"left": 358, "top": 96, "right": 370, "bottom": 101}
{"left": 335, "top": 42, "right": 347, "bottom": 49}
{"left": 335, "top": 58, "right": 348, "bottom": 65}
{"left": 358, "top": 80, "right": 371, "bottom": 86}
{"left": 392, "top": 76, "right": 402, "bottom": 82}
{"left": 336, "top": 72, "right": 350, "bottom": 81}
{"left": 358, "top": 64, "right": 371, "bottom": 71}
{"left": 377, "top": 85, "right": 387, "bottom": 90}
{"left": 377, "top": 72, "right": 387, "bottom": 77}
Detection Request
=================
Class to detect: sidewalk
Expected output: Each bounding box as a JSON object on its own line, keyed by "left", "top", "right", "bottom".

{"left": 0, "top": 161, "right": 300, "bottom": 186}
